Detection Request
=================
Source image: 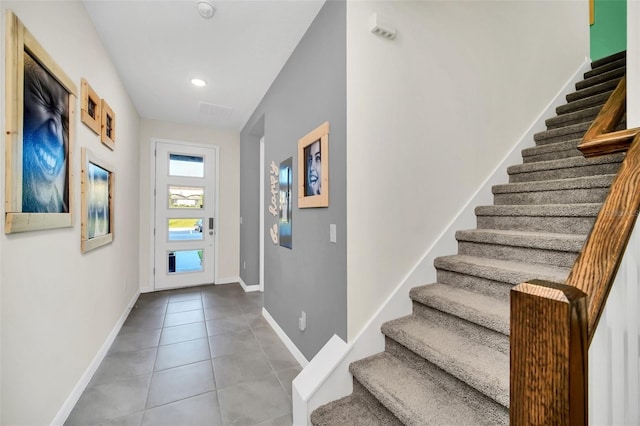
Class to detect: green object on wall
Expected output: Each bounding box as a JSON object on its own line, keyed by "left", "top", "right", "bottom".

{"left": 590, "top": 0, "right": 627, "bottom": 61}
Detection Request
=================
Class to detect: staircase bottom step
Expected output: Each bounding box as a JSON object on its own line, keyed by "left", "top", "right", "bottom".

{"left": 310, "top": 388, "right": 401, "bottom": 426}
{"left": 351, "top": 351, "right": 508, "bottom": 425}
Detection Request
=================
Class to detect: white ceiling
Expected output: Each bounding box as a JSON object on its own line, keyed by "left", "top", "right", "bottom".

{"left": 83, "top": 0, "right": 326, "bottom": 131}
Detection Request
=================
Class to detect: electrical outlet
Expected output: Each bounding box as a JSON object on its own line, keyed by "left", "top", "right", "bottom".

{"left": 243, "top": 261, "right": 246, "bottom": 269}
{"left": 299, "top": 311, "right": 306, "bottom": 331}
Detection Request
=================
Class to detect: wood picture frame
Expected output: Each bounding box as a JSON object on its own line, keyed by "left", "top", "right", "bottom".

{"left": 100, "top": 98, "right": 115, "bottom": 150}
{"left": 279, "top": 156, "right": 293, "bottom": 248}
{"left": 297, "top": 121, "right": 329, "bottom": 208}
{"left": 81, "top": 148, "right": 114, "bottom": 253}
{"left": 4, "top": 10, "right": 77, "bottom": 233}
{"left": 81, "top": 78, "right": 101, "bottom": 134}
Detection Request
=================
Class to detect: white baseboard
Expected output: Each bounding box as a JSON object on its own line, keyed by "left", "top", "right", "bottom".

{"left": 51, "top": 290, "right": 140, "bottom": 425}
{"left": 238, "top": 277, "right": 261, "bottom": 292}
{"left": 262, "top": 308, "right": 309, "bottom": 368}
{"left": 295, "top": 58, "right": 593, "bottom": 425}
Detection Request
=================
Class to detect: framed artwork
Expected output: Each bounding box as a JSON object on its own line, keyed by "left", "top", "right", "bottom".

{"left": 100, "top": 98, "right": 115, "bottom": 150}
{"left": 4, "top": 10, "right": 78, "bottom": 233}
{"left": 81, "top": 148, "right": 114, "bottom": 253}
{"left": 81, "top": 78, "right": 101, "bottom": 134}
{"left": 279, "top": 157, "right": 293, "bottom": 249}
{"left": 297, "top": 121, "right": 329, "bottom": 208}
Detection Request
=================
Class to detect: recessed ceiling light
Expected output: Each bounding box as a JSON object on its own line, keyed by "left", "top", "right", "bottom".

{"left": 191, "top": 78, "right": 207, "bottom": 87}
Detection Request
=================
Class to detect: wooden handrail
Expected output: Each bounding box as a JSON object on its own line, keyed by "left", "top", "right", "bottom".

{"left": 511, "top": 71, "right": 640, "bottom": 425}
{"left": 567, "top": 132, "right": 640, "bottom": 339}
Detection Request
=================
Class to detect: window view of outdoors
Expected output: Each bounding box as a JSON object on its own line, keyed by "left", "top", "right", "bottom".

{"left": 168, "top": 249, "right": 204, "bottom": 273}
{"left": 169, "top": 153, "right": 204, "bottom": 177}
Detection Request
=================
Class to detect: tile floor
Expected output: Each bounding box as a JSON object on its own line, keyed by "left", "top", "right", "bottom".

{"left": 65, "top": 283, "right": 301, "bottom": 426}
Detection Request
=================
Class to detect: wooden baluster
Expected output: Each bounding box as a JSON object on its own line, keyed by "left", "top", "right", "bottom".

{"left": 510, "top": 280, "right": 588, "bottom": 426}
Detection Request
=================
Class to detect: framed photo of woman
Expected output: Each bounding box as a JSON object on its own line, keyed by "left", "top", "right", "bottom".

{"left": 297, "top": 121, "right": 329, "bottom": 208}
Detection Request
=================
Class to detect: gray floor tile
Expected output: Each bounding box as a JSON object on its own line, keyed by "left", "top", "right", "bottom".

{"left": 90, "top": 348, "right": 157, "bottom": 387}
{"left": 261, "top": 341, "right": 299, "bottom": 372}
{"left": 275, "top": 366, "right": 302, "bottom": 397}
{"left": 202, "top": 293, "right": 241, "bottom": 308}
{"left": 159, "top": 322, "right": 207, "bottom": 346}
{"left": 168, "top": 291, "right": 202, "bottom": 303}
{"left": 95, "top": 411, "right": 144, "bottom": 426}
{"left": 217, "top": 375, "right": 290, "bottom": 425}
{"left": 204, "top": 304, "right": 242, "bottom": 321}
{"left": 205, "top": 314, "right": 250, "bottom": 336}
{"left": 208, "top": 329, "right": 261, "bottom": 358}
{"left": 166, "top": 299, "right": 203, "bottom": 314}
{"left": 121, "top": 313, "right": 165, "bottom": 334}
{"left": 141, "top": 391, "right": 222, "bottom": 426}
{"left": 164, "top": 309, "right": 205, "bottom": 327}
{"left": 212, "top": 349, "right": 273, "bottom": 388}
{"left": 155, "top": 338, "right": 211, "bottom": 371}
{"left": 146, "top": 360, "right": 215, "bottom": 408}
{"left": 134, "top": 294, "right": 169, "bottom": 310}
{"left": 255, "top": 413, "right": 293, "bottom": 426}
{"left": 238, "top": 294, "right": 264, "bottom": 313}
{"left": 243, "top": 309, "right": 268, "bottom": 328}
{"left": 65, "top": 374, "right": 151, "bottom": 426}
{"left": 109, "top": 329, "right": 161, "bottom": 354}
{"left": 251, "top": 325, "right": 283, "bottom": 347}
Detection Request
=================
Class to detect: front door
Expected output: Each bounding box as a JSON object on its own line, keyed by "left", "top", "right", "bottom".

{"left": 154, "top": 141, "right": 216, "bottom": 290}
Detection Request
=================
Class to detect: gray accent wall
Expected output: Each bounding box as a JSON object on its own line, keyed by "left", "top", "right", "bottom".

{"left": 240, "top": 0, "right": 346, "bottom": 359}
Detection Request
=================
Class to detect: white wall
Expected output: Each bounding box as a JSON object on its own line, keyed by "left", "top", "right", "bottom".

{"left": 0, "top": 2, "right": 141, "bottom": 424}
{"left": 139, "top": 119, "right": 240, "bottom": 291}
{"left": 346, "top": 0, "right": 589, "bottom": 339}
{"left": 589, "top": 8, "right": 640, "bottom": 424}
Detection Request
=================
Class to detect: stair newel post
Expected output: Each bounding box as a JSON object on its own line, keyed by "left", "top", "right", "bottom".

{"left": 510, "top": 280, "right": 589, "bottom": 425}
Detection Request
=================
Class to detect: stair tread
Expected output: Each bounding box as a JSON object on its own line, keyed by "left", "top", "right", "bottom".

{"left": 493, "top": 174, "right": 616, "bottom": 193}
{"left": 566, "top": 78, "right": 621, "bottom": 102}
{"left": 522, "top": 138, "right": 582, "bottom": 157}
{"left": 584, "top": 57, "right": 626, "bottom": 79}
{"left": 434, "top": 254, "right": 570, "bottom": 285}
{"left": 545, "top": 105, "right": 602, "bottom": 129}
{"left": 534, "top": 121, "right": 590, "bottom": 142}
{"left": 311, "top": 394, "right": 398, "bottom": 426}
{"left": 456, "top": 228, "right": 586, "bottom": 251}
{"left": 556, "top": 91, "right": 611, "bottom": 115}
{"left": 508, "top": 153, "right": 624, "bottom": 174}
{"left": 409, "top": 283, "right": 509, "bottom": 335}
{"left": 351, "top": 352, "right": 506, "bottom": 425}
{"left": 590, "top": 50, "right": 626, "bottom": 69}
{"left": 475, "top": 203, "right": 602, "bottom": 217}
{"left": 576, "top": 65, "right": 626, "bottom": 90}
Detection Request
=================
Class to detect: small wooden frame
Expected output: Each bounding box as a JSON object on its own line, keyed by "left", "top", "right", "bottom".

{"left": 298, "top": 121, "right": 329, "bottom": 208}
{"left": 100, "top": 98, "right": 115, "bottom": 150}
{"left": 81, "top": 78, "right": 101, "bottom": 134}
{"left": 81, "top": 148, "right": 114, "bottom": 253}
{"left": 4, "top": 10, "right": 77, "bottom": 233}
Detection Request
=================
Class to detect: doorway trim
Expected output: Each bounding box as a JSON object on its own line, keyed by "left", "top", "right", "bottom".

{"left": 148, "top": 137, "right": 220, "bottom": 291}
{"left": 259, "top": 136, "right": 265, "bottom": 292}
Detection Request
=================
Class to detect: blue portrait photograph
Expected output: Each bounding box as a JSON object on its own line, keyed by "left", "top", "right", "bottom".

{"left": 87, "top": 162, "right": 110, "bottom": 239}
{"left": 22, "top": 52, "right": 70, "bottom": 213}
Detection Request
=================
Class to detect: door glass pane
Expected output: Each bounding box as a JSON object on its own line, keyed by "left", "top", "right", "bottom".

{"left": 169, "top": 153, "right": 204, "bottom": 177}
{"left": 168, "top": 186, "right": 204, "bottom": 209}
{"left": 167, "top": 250, "right": 203, "bottom": 273}
{"left": 168, "top": 218, "right": 203, "bottom": 241}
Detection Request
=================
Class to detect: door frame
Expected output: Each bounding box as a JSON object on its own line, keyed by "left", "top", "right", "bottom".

{"left": 259, "top": 136, "right": 265, "bottom": 292}
{"left": 148, "top": 137, "right": 220, "bottom": 291}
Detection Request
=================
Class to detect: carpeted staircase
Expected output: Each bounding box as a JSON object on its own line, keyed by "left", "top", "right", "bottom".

{"left": 310, "top": 50, "right": 627, "bottom": 425}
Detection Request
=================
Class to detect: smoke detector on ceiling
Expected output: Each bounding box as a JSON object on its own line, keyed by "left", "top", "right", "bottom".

{"left": 197, "top": 0, "right": 216, "bottom": 19}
